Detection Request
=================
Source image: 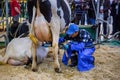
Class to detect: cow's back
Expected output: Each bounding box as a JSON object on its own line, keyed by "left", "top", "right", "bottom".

{"left": 27, "top": 0, "right": 71, "bottom": 31}
{"left": 41, "top": 0, "right": 71, "bottom": 31}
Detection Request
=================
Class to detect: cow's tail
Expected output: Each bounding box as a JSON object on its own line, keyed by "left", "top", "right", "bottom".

{"left": 36, "top": 0, "right": 41, "bottom": 16}
{"left": 30, "top": 6, "right": 36, "bottom": 33}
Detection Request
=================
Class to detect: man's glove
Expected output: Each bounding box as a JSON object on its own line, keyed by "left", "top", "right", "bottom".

{"left": 63, "top": 44, "right": 70, "bottom": 50}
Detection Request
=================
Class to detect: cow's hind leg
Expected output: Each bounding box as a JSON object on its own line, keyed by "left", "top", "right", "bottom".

{"left": 8, "top": 59, "right": 25, "bottom": 66}
{"left": 50, "top": 17, "right": 61, "bottom": 73}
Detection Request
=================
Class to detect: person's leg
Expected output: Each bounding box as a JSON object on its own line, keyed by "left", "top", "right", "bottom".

{"left": 117, "top": 8, "right": 120, "bottom": 39}
{"left": 112, "top": 15, "right": 117, "bottom": 34}
{"left": 69, "top": 50, "right": 78, "bottom": 67}
{"left": 13, "top": 15, "right": 20, "bottom": 23}
{"left": 90, "top": 18, "right": 95, "bottom": 25}
{"left": 77, "top": 47, "right": 95, "bottom": 71}
{"left": 0, "top": 9, "right": 2, "bottom": 16}
{"left": 115, "top": 15, "right": 120, "bottom": 39}
{"left": 103, "top": 17, "right": 107, "bottom": 35}
{"left": 87, "top": 18, "right": 90, "bottom": 25}
{"left": 75, "top": 14, "right": 81, "bottom": 25}
{"left": 81, "top": 12, "right": 85, "bottom": 25}
{"left": 116, "top": 16, "right": 120, "bottom": 32}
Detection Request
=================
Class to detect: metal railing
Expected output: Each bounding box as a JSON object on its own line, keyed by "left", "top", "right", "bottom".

{"left": 0, "top": 0, "right": 9, "bottom": 47}
{"left": 0, "top": 0, "right": 27, "bottom": 47}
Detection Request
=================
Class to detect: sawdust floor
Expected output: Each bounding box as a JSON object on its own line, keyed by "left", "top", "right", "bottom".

{"left": 0, "top": 45, "right": 120, "bottom": 80}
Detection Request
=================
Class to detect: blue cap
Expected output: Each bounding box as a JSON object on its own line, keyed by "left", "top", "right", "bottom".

{"left": 66, "top": 23, "right": 79, "bottom": 35}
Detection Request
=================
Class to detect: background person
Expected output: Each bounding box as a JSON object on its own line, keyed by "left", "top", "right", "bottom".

{"left": 71, "top": 0, "right": 89, "bottom": 25}
{"left": 103, "top": 0, "right": 111, "bottom": 35}
{"left": 87, "top": 0, "right": 96, "bottom": 25}
{"left": 111, "top": 0, "right": 120, "bottom": 38}
{"left": 0, "top": 1, "right": 2, "bottom": 16}
{"left": 10, "top": 0, "right": 21, "bottom": 23}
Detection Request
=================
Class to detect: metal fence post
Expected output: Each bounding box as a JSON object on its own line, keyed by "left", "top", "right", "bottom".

{"left": 95, "top": 0, "right": 100, "bottom": 44}
{"left": 5, "top": 0, "right": 9, "bottom": 44}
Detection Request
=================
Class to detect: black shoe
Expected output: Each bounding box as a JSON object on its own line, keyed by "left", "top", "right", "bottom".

{"left": 69, "top": 54, "right": 78, "bottom": 67}
{"left": 92, "top": 57, "right": 95, "bottom": 65}
{"left": 69, "top": 63, "right": 77, "bottom": 67}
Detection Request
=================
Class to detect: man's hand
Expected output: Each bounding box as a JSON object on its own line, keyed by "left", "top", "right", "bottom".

{"left": 15, "top": 7, "right": 21, "bottom": 14}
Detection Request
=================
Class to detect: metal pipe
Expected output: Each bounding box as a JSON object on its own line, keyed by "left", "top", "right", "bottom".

{"left": 95, "top": 0, "right": 100, "bottom": 44}
{"left": 97, "top": 18, "right": 108, "bottom": 24}
{"left": 0, "top": 34, "right": 7, "bottom": 47}
{"left": 5, "top": 0, "right": 9, "bottom": 44}
{"left": 92, "top": 0, "right": 96, "bottom": 17}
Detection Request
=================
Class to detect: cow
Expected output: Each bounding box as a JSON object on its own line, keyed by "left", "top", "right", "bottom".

{"left": 27, "top": 0, "right": 71, "bottom": 72}
{"left": 0, "top": 37, "right": 49, "bottom": 66}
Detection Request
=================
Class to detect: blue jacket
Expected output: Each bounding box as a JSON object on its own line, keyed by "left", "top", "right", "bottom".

{"left": 62, "top": 42, "right": 95, "bottom": 72}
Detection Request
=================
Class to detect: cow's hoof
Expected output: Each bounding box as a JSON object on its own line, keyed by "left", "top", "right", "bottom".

{"left": 32, "top": 68, "right": 37, "bottom": 72}
{"left": 55, "top": 68, "right": 62, "bottom": 73}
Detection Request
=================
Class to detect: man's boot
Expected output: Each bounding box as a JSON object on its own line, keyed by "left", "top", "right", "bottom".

{"left": 69, "top": 54, "right": 78, "bottom": 67}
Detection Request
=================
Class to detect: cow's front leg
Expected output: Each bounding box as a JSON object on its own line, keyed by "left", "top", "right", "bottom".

{"left": 31, "top": 43, "right": 37, "bottom": 72}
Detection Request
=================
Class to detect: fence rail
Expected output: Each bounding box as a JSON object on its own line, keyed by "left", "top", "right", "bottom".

{"left": 0, "top": 18, "right": 8, "bottom": 24}
{"left": 0, "top": 0, "right": 9, "bottom": 47}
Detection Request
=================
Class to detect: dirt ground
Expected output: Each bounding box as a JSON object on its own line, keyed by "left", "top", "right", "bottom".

{"left": 0, "top": 45, "right": 120, "bottom": 80}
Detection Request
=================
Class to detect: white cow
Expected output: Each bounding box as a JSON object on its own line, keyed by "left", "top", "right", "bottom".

{"left": 0, "top": 37, "right": 48, "bottom": 66}
{"left": 27, "top": 0, "right": 71, "bottom": 72}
